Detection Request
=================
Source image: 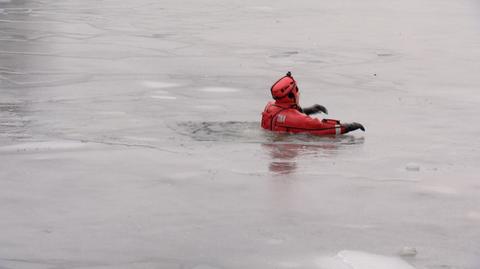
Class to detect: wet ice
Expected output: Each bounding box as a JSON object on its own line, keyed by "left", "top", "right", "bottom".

{"left": 1, "top": 0, "right": 480, "bottom": 268}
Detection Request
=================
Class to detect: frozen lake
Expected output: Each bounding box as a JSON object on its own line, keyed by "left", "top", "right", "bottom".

{"left": 1, "top": 0, "right": 480, "bottom": 268}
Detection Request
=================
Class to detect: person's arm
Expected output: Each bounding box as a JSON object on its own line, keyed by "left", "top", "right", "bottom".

{"left": 301, "top": 104, "right": 328, "bottom": 115}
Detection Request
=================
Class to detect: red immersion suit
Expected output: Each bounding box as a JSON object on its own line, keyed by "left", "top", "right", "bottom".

{"left": 261, "top": 72, "right": 364, "bottom": 136}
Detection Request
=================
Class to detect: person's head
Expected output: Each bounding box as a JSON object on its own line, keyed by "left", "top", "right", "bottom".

{"left": 270, "top": 71, "right": 300, "bottom": 106}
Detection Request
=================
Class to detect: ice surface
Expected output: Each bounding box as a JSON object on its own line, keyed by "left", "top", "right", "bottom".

{"left": 317, "top": 250, "right": 415, "bottom": 269}
{"left": 1, "top": 0, "right": 480, "bottom": 268}
{"left": 199, "top": 87, "right": 240, "bottom": 93}
{"left": 405, "top": 163, "right": 420, "bottom": 172}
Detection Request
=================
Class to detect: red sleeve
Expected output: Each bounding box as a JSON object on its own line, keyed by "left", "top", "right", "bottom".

{"left": 275, "top": 109, "right": 342, "bottom": 135}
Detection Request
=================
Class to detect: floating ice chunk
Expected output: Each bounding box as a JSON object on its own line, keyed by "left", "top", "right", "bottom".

{"left": 141, "top": 81, "right": 178, "bottom": 89}
{"left": 316, "top": 250, "right": 416, "bottom": 269}
{"left": 150, "top": 95, "right": 176, "bottom": 99}
{"left": 0, "top": 141, "right": 86, "bottom": 153}
{"left": 405, "top": 163, "right": 420, "bottom": 171}
{"left": 399, "top": 247, "right": 417, "bottom": 257}
{"left": 199, "top": 87, "right": 239, "bottom": 93}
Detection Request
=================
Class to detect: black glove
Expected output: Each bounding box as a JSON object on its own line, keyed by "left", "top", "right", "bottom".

{"left": 342, "top": 122, "right": 365, "bottom": 133}
{"left": 302, "top": 104, "right": 328, "bottom": 115}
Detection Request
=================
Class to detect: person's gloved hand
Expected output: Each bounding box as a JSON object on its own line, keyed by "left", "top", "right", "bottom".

{"left": 342, "top": 122, "right": 365, "bottom": 133}
{"left": 302, "top": 104, "right": 328, "bottom": 115}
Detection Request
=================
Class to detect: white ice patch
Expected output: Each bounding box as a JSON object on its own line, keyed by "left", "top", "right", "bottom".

{"left": 0, "top": 141, "right": 86, "bottom": 153}
{"left": 316, "top": 250, "right": 416, "bottom": 269}
{"left": 199, "top": 87, "right": 239, "bottom": 93}
{"left": 152, "top": 90, "right": 169, "bottom": 94}
{"left": 141, "top": 81, "right": 179, "bottom": 89}
{"left": 122, "top": 136, "right": 159, "bottom": 142}
{"left": 150, "top": 95, "right": 177, "bottom": 100}
{"left": 398, "top": 247, "right": 418, "bottom": 257}
{"left": 466, "top": 211, "right": 480, "bottom": 220}
{"left": 248, "top": 6, "right": 274, "bottom": 12}
{"left": 419, "top": 185, "right": 458, "bottom": 195}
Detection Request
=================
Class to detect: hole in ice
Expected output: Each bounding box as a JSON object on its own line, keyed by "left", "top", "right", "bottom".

{"left": 175, "top": 121, "right": 262, "bottom": 142}
{"left": 174, "top": 121, "right": 365, "bottom": 145}
{"left": 141, "top": 81, "right": 179, "bottom": 89}
{"left": 316, "top": 250, "right": 416, "bottom": 269}
{"left": 198, "top": 87, "right": 239, "bottom": 93}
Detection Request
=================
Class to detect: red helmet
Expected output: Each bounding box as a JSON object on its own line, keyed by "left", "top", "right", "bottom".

{"left": 270, "top": 72, "right": 300, "bottom": 105}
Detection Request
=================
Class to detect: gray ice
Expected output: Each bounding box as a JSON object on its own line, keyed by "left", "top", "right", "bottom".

{"left": 1, "top": 0, "right": 480, "bottom": 269}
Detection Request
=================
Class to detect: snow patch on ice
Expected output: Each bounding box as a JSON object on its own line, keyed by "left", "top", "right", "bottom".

{"left": 316, "top": 250, "right": 416, "bottom": 269}
{"left": 0, "top": 141, "right": 86, "bottom": 153}
{"left": 199, "top": 87, "right": 239, "bottom": 93}
{"left": 141, "top": 81, "right": 179, "bottom": 89}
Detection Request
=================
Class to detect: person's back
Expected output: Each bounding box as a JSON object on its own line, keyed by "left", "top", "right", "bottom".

{"left": 261, "top": 72, "right": 365, "bottom": 135}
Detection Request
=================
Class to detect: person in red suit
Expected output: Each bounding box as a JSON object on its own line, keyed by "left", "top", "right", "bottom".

{"left": 261, "top": 72, "right": 365, "bottom": 135}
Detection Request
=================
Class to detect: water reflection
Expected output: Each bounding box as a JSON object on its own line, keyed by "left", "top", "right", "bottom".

{"left": 262, "top": 134, "right": 364, "bottom": 175}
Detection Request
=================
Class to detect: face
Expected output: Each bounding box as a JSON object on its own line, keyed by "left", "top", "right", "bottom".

{"left": 293, "top": 85, "right": 300, "bottom": 104}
